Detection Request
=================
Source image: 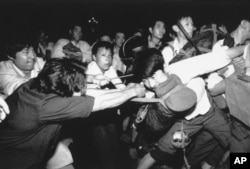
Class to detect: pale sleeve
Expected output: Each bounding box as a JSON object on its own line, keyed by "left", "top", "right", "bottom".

{"left": 79, "top": 41, "right": 92, "bottom": 63}
{"left": 161, "top": 46, "right": 174, "bottom": 72}
{"left": 0, "top": 75, "right": 29, "bottom": 96}
{"left": 51, "top": 39, "right": 69, "bottom": 58}
{"left": 168, "top": 48, "right": 231, "bottom": 84}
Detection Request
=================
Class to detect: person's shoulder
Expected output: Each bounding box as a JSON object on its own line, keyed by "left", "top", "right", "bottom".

{"left": 0, "top": 60, "right": 16, "bottom": 74}
{"left": 55, "top": 39, "right": 70, "bottom": 45}
{"left": 78, "top": 40, "right": 91, "bottom": 48}
{"left": 86, "top": 61, "right": 98, "bottom": 73}
{"left": 87, "top": 61, "right": 96, "bottom": 67}
{"left": 212, "top": 39, "right": 225, "bottom": 51}
{"left": 162, "top": 40, "right": 175, "bottom": 53}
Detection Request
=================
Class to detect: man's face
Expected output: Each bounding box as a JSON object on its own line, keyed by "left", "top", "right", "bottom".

{"left": 71, "top": 26, "right": 82, "bottom": 41}
{"left": 143, "top": 70, "right": 168, "bottom": 89}
{"left": 114, "top": 32, "right": 125, "bottom": 47}
{"left": 179, "top": 17, "right": 195, "bottom": 38}
{"left": 150, "top": 21, "right": 166, "bottom": 40}
{"left": 13, "top": 46, "right": 36, "bottom": 71}
{"left": 243, "top": 21, "right": 250, "bottom": 42}
{"left": 94, "top": 47, "right": 113, "bottom": 73}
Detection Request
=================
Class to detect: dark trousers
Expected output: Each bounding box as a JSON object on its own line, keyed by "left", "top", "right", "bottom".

{"left": 154, "top": 105, "right": 230, "bottom": 162}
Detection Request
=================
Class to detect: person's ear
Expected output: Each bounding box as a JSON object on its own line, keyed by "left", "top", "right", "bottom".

{"left": 149, "top": 27, "right": 153, "bottom": 34}
{"left": 8, "top": 55, "right": 14, "bottom": 61}
{"left": 93, "top": 55, "right": 96, "bottom": 61}
{"left": 172, "top": 25, "right": 179, "bottom": 33}
{"left": 240, "top": 20, "right": 249, "bottom": 30}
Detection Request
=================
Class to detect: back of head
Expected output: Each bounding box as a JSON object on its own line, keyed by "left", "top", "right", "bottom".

{"left": 132, "top": 48, "right": 164, "bottom": 83}
{"left": 31, "top": 58, "right": 87, "bottom": 97}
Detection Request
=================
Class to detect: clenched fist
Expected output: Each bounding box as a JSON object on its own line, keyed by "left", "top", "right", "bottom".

{"left": 131, "top": 84, "right": 146, "bottom": 98}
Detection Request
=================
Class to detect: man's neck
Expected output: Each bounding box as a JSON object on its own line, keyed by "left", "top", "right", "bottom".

{"left": 148, "top": 36, "right": 161, "bottom": 48}
{"left": 23, "top": 70, "right": 32, "bottom": 78}
{"left": 231, "top": 29, "right": 244, "bottom": 46}
{"left": 113, "top": 46, "right": 120, "bottom": 53}
{"left": 71, "top": 39, "right": 80, "bottom": 45}
{"left": 176, "top": 36, "right": 188, "bottom": 49}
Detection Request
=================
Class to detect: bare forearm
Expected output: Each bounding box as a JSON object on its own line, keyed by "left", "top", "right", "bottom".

{"left": 92, "top": 88, "right": 136, "bottom": 112}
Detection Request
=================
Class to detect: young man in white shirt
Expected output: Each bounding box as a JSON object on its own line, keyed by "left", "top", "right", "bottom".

{"left": 161, "top": 16, "right": 196, "bottom": 72}
{"left": 86, "top": 41, "right": 125, "bottom": 90}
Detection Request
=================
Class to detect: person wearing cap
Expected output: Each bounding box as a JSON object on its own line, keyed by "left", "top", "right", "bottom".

{"left": 133, "top": 48, "right": 232, "bottom": 169}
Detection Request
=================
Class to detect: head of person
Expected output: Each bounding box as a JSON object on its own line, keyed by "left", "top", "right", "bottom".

{"left": 7, "top": 40, "right": 36, "bottom": 72}
{"left": 31, "top": 58, "right": 87, "bottom": 97}
{"left": 37, "top": 30, "right": 49, "bottom": 46}
{"left": 133, "top": 48, "right": 167, "bottom": 89}
{"left": 99, "top": 34, "right": 112, "bottom": 43}
{"left": 148, "top": 19, "right": 166, "bottom": 40}
{"left": 92, "top": 41, "right": 113, "bottom": 73}
{"left": 172, "top": 16, "right": 196, "bottom": 38}
{"left": 113, "top": 31, "right": 126, "bottom": 48}
{"left": 69, "top": 24, "right": 83, "bottom": 42}
{"left": 238, "top": 19, "right": 250, "bottom": 43}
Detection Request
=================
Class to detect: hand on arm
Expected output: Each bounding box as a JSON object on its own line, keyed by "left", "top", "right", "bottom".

{"left": 92, "top": 83, "right": 145, "bottom": 112}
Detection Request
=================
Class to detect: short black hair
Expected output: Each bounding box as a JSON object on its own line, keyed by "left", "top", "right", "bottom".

{"left": 92, "top": 41, "right": 113, "bottom": 56}
{"left": 31, "top": 58, "right": 87, "bottom": 97}
{"left": 132, "top": 48, "right": 164, "bottom": 83}
{"left": 6, "top": 40, "right": 33, "bottom": 59}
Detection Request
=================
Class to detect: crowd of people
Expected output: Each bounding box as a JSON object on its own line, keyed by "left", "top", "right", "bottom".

{"left": 0, "top": 13, "right": 250, "bottom": 169}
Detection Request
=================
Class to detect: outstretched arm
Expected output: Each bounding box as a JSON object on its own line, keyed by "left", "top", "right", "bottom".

{"left": 92, "top": 83, "right": 145, "bottom": 112}
{"left": 168, "top": 45, "right": 247, "bottom": 84}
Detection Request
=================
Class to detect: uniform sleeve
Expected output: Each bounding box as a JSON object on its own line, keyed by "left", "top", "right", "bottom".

{"left": 39, "top": 95, "right": 95, "bottom": 123}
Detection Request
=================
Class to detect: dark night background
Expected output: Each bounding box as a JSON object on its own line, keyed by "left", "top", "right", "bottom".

{"left": 0, "top": 0, "right": 250, "bottom": 55}
{"left": 0, "top": 0, "right": 250, "bottom": 168}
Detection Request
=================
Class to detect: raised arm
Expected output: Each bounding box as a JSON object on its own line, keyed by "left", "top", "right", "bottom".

{"left": 168, "top": 45, "right": 247, "bottom": 84}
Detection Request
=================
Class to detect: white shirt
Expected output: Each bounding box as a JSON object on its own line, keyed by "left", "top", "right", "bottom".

{"left": 168, "top": 47, "right": 231, "bottom": 84}
{"left": 86, "top": 61, "right": 125, "bottom": 90}
{"left": 0, "top": 60, "right": 39, "bottom": 97}
{"left": 51, "top": 39, "right": 92, "bottom": 63}
{"left": 162, "top": 38, "right": 181, "bottom": 72}
{"left": 185, "top": 77, "right": 211, "bottom": 120}
{"left": 167, "top": 47, "right": 232, "bottom": 120}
